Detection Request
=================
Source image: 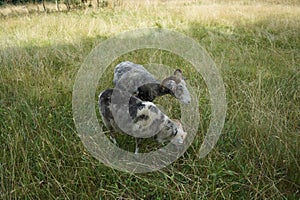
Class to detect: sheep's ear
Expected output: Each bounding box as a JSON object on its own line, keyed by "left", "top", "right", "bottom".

{"left": 174, "top": 69, "right": 183, "bottom": 78}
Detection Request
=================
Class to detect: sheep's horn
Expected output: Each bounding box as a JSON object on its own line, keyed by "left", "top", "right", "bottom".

{"left": 174, "top": 69, "right": 188, "bottom": 80}
{"left": 174, "top": 69, "right": 182, "bottom": 76}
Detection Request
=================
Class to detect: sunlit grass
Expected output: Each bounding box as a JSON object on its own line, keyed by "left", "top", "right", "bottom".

{"left": 0, "top": 0, "right": 299, "bottom": 199}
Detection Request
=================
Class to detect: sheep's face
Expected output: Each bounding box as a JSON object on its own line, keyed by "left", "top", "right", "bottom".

{"left": 173, "top": 80, "right": 191, "bottom": 104}
{"left": 155, "top": 119, "right": 187, "bottom": 145}
{"left": 162, "top": 69, "right": 191, "bottom": 104}
{"left": 170, "top": 119, "right": 187, "bottom": 145}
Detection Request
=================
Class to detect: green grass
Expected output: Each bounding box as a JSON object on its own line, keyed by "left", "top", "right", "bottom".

{"left": 1, "top": 0, "right": 299, "bottom": 199}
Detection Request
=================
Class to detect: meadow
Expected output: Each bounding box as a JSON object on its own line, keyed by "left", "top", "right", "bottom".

{"left": 0, "top": 0, "right": 299, "bottom": 199}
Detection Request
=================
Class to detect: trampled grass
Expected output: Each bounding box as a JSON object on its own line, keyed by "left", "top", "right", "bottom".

{"left": 0, "top": 0, "right": 299, "bottom": 199}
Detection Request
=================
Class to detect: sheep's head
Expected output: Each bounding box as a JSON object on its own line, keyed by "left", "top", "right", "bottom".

{"left": 154, "top": 118, "right": 187, "bottom": 145}
{"left": 161, "top": 69, "right": 191, "bottom": 104}
{"left": 170, "top": 119, "right": 187, "bottom": 145}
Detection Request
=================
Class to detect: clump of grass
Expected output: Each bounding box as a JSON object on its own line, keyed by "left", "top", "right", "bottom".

{"left": 1, "top": 0, "right": 299, "bottom": 199}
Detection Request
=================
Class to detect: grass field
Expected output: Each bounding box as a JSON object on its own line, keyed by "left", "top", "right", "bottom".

{"left": 1, "top": 0, "right": 299, "bottom": 199}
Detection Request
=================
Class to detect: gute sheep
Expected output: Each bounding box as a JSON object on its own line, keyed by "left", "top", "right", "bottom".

{"left": 113, "top": 61, "right": 191, "bottom": 104}
{"left": 98, "top": 88, "right": 187, "bottom": 154}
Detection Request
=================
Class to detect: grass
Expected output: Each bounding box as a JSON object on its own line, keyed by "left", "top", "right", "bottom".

{"left": 0, "top": 0, "right": 299, "bottom": 199}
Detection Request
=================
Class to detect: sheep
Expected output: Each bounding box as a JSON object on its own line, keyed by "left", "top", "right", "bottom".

{"left": 113, "top": 61, "right": 191, "bottom": 104}
{"left": 98, "top": 88, "right": 187, "bottom": 154}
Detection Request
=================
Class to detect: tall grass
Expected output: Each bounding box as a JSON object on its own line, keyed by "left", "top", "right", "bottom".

{"left": 0, "top": 0, "right": 299, "bottom": 199}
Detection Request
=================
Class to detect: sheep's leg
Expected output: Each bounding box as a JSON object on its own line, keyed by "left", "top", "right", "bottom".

{"left": 135, "top": 138, "right": 142, "bottom": 154}
{"left": 109, "top": 131, "right": 117, "bottom": 145}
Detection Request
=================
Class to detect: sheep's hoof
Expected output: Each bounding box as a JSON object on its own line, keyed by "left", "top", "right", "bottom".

{"left": 109, "top": 137, "right": 117, "bottom": 146}
{"left": 134, "top": 148, "right": 139, "bottom": 154}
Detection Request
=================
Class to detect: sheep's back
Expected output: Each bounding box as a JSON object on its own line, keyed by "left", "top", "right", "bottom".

{"left": 114, "top": 62, "right": 159, "bottom": 95}
{"left": 113, "top": 61, "right": 147, "bottom": 84}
